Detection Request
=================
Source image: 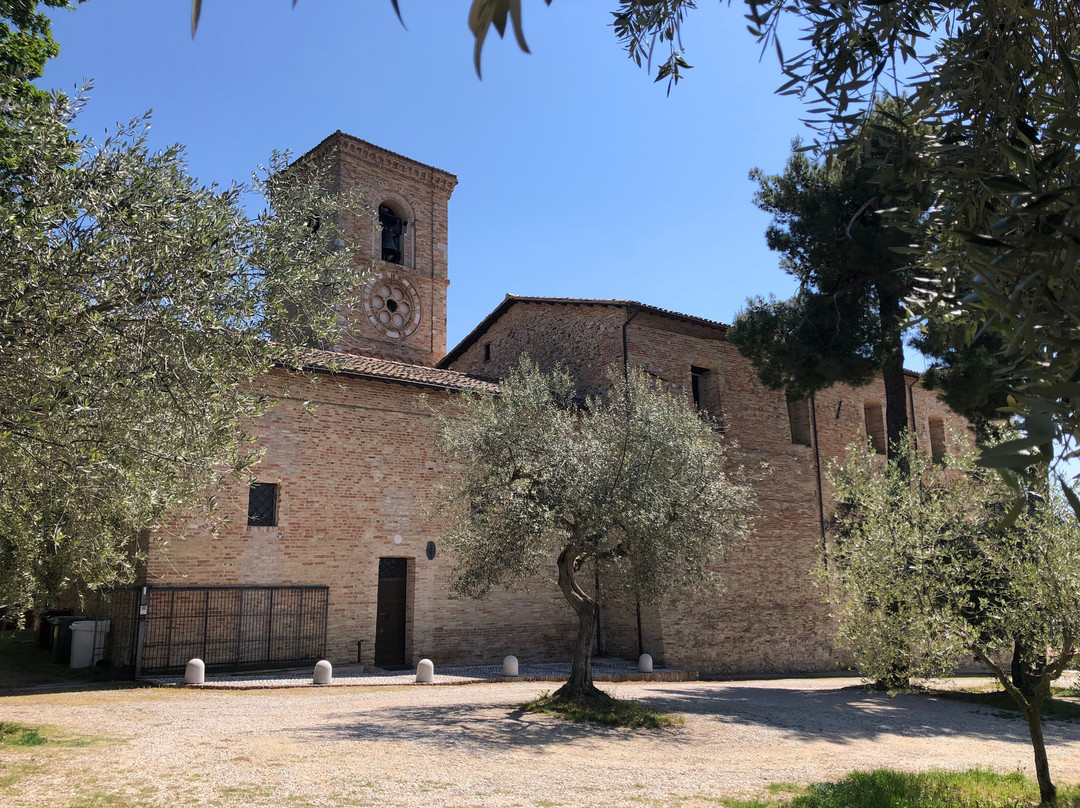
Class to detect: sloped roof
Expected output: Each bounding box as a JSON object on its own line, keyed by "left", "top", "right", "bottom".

{"left": 439, "top": 295, "right": 729, "bottom": 368}
{"left": 284, "top": 346, "right": 499, "bottom": 394}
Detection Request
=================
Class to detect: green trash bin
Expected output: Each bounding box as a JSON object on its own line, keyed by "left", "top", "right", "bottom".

{"left": 49, "top": 616, "right": 83, "bottom": 665}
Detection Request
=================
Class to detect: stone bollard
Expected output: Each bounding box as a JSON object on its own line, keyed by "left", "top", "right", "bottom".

{"left": 313, "top": 659, "right": 333, "bottom": 685}
{"left": 638, "top": 653, "right": 653, "bottom": 673}
{"left": 416, "top": 658, "right": 434, "bottom": 683}
{"left": 502, "top": 655, "right": 519, "bottom": 676}
{"left": 184, "top": 658, "right": 205, "bottom": 685}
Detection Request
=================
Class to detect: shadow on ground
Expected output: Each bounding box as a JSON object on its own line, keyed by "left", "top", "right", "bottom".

{"left": 291, "top": 680, "right": 1080, "bottom": 752}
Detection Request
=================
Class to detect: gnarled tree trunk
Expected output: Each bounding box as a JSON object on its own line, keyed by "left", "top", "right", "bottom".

{"left": 553, "top": 544, "right": 606, "bottom": 702}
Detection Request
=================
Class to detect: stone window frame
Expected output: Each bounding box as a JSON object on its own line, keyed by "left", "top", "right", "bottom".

{"left": 247, "top": 482, "right": 279, "bottom": 528}
{"left": 786, "top": 395, "right": 812, "bottom": 447}
{"left": 689, "top": 363, "right": 722, "bottom": 425}
{"left": 362, "top": 270, "right": 423, "bottom": 341}
{"left": 864, "top": 399, "right": 886, "bottom": 455}
{"left": 928, "top": 414, "right": 947, "bottom": 464}
{"left": 373, "top": 190, "right": 415, "bottom": 270}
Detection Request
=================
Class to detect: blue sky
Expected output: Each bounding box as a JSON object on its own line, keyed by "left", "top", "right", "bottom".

{"left": 41, "top": 0, "right": 919, "bottom": 364}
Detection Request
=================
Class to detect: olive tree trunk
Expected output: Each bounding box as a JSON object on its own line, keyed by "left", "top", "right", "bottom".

{"left": 976, "top": 648, "right": 1057, "bottom": 805}
{"left": 553, "top": 545, "right": 606, "bottom": 701}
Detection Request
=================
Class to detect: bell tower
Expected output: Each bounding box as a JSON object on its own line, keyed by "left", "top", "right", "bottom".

{"left": 302, "top": 131, "right": 457, "bottom": 367}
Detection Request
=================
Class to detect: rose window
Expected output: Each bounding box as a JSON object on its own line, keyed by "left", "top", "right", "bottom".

{"left": 363, "top": 273, "right": 421, "bottom": 339}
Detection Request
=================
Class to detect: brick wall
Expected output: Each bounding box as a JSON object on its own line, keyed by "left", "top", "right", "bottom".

{"left": 446, "top": 299, "right": 967, "bottom": 673}
{"left": 147, "top": 368, "right": 577, "bottom": 667}
{"left": 304, "top": 133, "right": 456, "bottom": 368}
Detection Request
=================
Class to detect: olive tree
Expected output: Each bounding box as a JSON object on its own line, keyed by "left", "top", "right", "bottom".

{"left": 1, "top": 1, "right": 368, "bottom": 610}
{"left": 434, "top": 359, "right": 754, "bottom": 701}
{"left": 826, "top": 438, "right": 1080, "bottom": 805}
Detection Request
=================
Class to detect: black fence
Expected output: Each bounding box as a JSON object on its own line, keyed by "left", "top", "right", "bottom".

{"left": 90, "top": 585, "right": 329, "bottom": 677}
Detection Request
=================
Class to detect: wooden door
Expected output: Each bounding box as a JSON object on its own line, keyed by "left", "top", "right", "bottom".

{"left": 374, "top": 558, "right": 407, "bottom": 667}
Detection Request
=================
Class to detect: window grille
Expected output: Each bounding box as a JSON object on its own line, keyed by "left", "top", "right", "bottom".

{"left": 379, "top": 558, "right": 407, "bottom": 580}
{"left": 248, "top": 482, "right": 279, "bottom": 527}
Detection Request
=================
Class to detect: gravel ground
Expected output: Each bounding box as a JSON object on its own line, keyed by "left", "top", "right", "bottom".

{"left": 3, "top": 676, "right": 1080, "bottom": 808}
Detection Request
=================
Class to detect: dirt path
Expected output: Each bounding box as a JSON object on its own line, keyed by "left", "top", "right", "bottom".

{"left": 2, "top": 677, "right": 1078, "bottom": 808}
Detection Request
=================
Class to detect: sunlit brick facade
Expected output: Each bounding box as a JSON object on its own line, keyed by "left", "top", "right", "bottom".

{"left": 144, "top": 133, "right": 964, "bottom": 673}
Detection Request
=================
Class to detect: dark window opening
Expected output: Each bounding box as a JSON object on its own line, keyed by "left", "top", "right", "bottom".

{"left": 690, "top": 366, "right": 722, "bottom": 426}
{"left": 379, "top": 204, "right": 406, "bottom": 265}
{"left": 787, "top": 395, "right": 812, "bottom": 446}
{"left": 929, "top": 415, "right": 947, "bottom": 464}
{"left": 247, "top": 482, "right": 279, "bottom": 527}
{"left": 483, "top": 342, "right": 491, "bottom": 362}
{"left": 864, "top": 400, "right": 886, "bottom": 455}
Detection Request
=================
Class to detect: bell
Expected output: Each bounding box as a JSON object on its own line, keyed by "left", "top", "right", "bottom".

{"left": 381, "top": 229, "right": 401, "bottom": 263}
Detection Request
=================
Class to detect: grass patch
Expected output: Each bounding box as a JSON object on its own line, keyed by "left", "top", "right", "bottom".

{"left": 521, "top": 692, "right": 682, "bottom": 729}
{"left": 927, "top": 687, "right": 1080, "bottom": 722}
{"left": 0, "top": 628, "right": 89, "bottom": 689}
{"left": 711, "top": 769, "right": 1080, "bottom": 808}
{"left": 0, "top": 721, "right": 103, "bottom": 750}
{"left": 0, "top": 722, "right": 45, "bottom": 747}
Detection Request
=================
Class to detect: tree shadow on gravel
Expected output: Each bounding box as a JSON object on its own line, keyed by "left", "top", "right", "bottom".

{"left": 635, "top": 684, "right": 1080, "bottom": 747}
{"left": 291, "top": 701, "right": 692, "bottom": 751}
{"left": 284, "top": 681, "right": 1080, "bottom": 753}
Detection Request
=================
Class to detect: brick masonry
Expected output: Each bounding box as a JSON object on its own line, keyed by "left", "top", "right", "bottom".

{"left": 144, "top": 134, "right": 969, "bottom": 674}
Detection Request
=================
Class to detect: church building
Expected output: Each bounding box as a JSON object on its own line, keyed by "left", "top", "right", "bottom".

{"left": 132, "top": 132, "right": 960, "bottom": 676}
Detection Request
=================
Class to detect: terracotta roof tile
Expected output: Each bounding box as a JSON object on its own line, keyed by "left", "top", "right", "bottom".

{"left": 282, "top": 347, "right": 499, "bottom": 394}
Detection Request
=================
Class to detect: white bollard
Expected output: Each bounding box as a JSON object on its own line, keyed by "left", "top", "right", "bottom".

{"left": 184, "top": 658, "right": 205, "bottom": 685}
{"left": 313, "top": 659, "right": 333, "bottom": 685}
{"left": 416, "top": 658, "right": 434, "bottom": 683}
{"left": 638, "top": 653, "right": 653, "bottom": 673}
{"left": 503, "top": 655, "right": 519, "bottom": 676}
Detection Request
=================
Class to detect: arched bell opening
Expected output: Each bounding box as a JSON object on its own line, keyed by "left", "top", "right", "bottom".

{"left": 378, "top": 203, "right": 407, "bottom": 265}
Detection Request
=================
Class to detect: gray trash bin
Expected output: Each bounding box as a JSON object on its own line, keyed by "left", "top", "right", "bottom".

{"left": 69, "top": 620, "right": 110, "bottom": 669}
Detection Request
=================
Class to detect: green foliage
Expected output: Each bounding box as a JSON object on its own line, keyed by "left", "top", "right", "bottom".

{"left": 435, "top": 358, "right": 754, "bottom": 691}
{"left": 730, "top": 126, "right": 919, "bottom": 401}
{"left": 708, "top": 769, "right": 1078, "bottom": 808}
{"left": 825, "top": 436, "right": 1080, "bottom": 802}
{"left": 0, "top": 2, "right": 369, "bottom": 610}
{"left": 521, "top": 691, "right": 682, "bottom": 728}
{"left": 435, "top": 358, "right": 753, "bottom": 603}
{"left": 826, "top": 438, "right": 1080, "bottom": 684}
{"left": 790, "top": 768, "right": 1048, "bottom": 808}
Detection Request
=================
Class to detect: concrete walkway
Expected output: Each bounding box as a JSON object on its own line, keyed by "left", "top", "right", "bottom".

{"left": 150, "top": 655, "right": 696, "bottom": 688}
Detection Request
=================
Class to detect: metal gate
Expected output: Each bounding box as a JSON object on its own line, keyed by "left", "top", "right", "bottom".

{"left": 91, "top": 585, "right": 329, "bottom": 677}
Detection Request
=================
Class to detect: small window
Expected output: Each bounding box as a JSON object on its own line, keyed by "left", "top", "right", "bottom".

{"left": 691, "top": 366, "right": 719, "bottom": 417}
{"left": 864, "top": 400, "right": 886, "bottom": 455}
{"left": 483, "top": 342, "right": 491, "bottom": 362}
{"left": 928, "top": 415, "right": 946, "bottom": 464}
{"left": 379, "top": 203, "right": 406, "bottom": 265}
{"left": 787, "top": 395, "right": 812, "bottom": 446}
{"left": 247, "top": 482, "right": 279, "bottom": 527}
